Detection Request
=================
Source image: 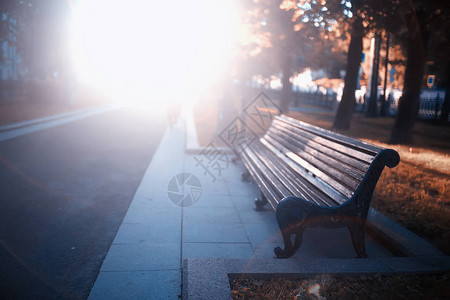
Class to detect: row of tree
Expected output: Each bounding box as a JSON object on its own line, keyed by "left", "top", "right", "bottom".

{"left": 1, "top": 0, "right": 449, "bottom": 144}
{"left": 237, "top": 0, "right": 449, "bottom": 144}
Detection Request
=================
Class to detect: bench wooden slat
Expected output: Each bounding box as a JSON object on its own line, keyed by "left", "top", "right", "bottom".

{"left": 252, "top": 142, "right": 336, "bottom": 207}
{"left": 278, "top": 115, "right": 383, "bottom": 154}
{"left": 274, "top": 118, "right": 375, "bottom": 164}
{"left": 263, "top": 135, "right": 355, "bottom": 199}
{"left": 266, "top": 130, "right": 361, "bottom": 191}
{"left": 260, "top": 138, "right": 349, "bottom": 205}
{"left": 240, "top": 147, "right": 281, "bottom": 210}
{"left": 251, "top": 142, "right": 338, "bottom": 207}
{"left": 266, "top": 127, "right": 365, "bottom": 185}
{"left": 270, "top": 122, "right": 370, "bottom": 174}
{"left": 243, "top": 146, "right": 293, "bottom": 199}
{"left": 272, "top": 120, "right": 373, "bottom": 170}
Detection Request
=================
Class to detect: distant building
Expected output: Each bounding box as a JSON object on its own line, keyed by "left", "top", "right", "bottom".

{"left": 0, "top": 12, "right": 20, "bottom": 81}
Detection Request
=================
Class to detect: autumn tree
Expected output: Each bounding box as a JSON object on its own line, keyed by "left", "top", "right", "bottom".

{"left": 281, "top": 0, "right": 367, "bottom": 129}
{"left": 388, "top": 1, "right": 425, "bottom": 143}
{"left": 332, "top": 0, "right": 365, "bottom": 128}
{"left": 242, "top": 1, "right": 302, "bottom": 112}
{"left": 281, "top": 0, "right": 382, "bottom": 128}
{"left": 389, "top": 0, "right": 450, "bottom": 143}
{"left": 244, "top": 0, "right": 348, "bottom": 112}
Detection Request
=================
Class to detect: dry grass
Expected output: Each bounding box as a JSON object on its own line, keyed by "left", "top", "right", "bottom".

{"left": 230, "top": 273, "right": 450, "bottom": 300}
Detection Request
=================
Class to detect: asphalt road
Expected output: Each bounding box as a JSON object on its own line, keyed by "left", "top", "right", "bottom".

{"left": 0, "top": 105, "right": 167, "bottom": 299}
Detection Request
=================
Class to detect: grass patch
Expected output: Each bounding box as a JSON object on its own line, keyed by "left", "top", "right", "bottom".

{"left": 230, "top": 272, "right": 450, "bottom": 300}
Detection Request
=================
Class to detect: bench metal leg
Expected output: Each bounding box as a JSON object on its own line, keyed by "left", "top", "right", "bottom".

{"left": 274, "top": 228, "right": 305, "bottom": 259}
{"left": 254, "top": 192, "right": 268, "bottom": 211}
{"left": 241, "top": 171, "right": 251, "bottom": 182}
{"left": 275, "top": 197, "right": 369, "bottom": 259}
{"left": 348, "top": 222, "right": 368, "bottom": 258}
{"left": 274, "top": 196, "right": 307, "bottom": 258}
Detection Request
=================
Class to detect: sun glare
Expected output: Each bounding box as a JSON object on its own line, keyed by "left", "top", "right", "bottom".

{"left": 70, "top": 0, "right": 239, "bottom": 104}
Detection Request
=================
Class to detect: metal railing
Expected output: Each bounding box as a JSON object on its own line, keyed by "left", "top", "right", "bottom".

{"left": 293, "top": 91, "right": 337, "bottom": 110}
{"left": 390, "top": 93, "right": 447, "bottom": 120}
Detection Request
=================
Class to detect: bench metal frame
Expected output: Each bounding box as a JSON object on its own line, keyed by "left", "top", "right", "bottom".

{"left": 239, "top": 115, "right": 400, "bottom": 258}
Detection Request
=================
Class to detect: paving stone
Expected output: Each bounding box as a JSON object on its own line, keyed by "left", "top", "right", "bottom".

{"left": 101, "top": 243, "right": 180, "bottom": 271}
{"left": 243, "top": 222, "right": 282, "bottom": 245}
{"left": 225, "top": 180, "right": 260, "bottom": 197}
{"left": 230, "top": 195, "right": 257, "bottom": 210}
{"left": 129, "top": 194, "right": 176, "bottom": 209}
{"left": 251, "top": 243, "right": 280, "bottom": 259}
{"left": 89, "top": 270, "right": 180, "bottom": 300}
{"left": 122, "top": 207, "right": 181, "bottom": 225}
{"left": 183, "top": 242, "right": 254, "bottom": 260}
{"left": 238, "top": 209, "right": 278, "bottom": 224}
{"left": 183, "top": 222, "right": 249, "bottom": 243}
{"left": 293, "top": 229, "right": 361, "bottom": 259}
{"left": 132, "top": 179, "right": 169, "bottom": 196}
{"left": 113, "top": 222, "right": 181, "bottom": 244}
{"left": 183, "top": 207, "right": 241, "bottom": 224}
{"left": 196, "top": 180, "right": 230, "bottom": 197}
{"left": 192, "top": 194, "right": 235, "bottom": 208}
{"left": 128, "top": 185, "right": 178, "bottom": 209}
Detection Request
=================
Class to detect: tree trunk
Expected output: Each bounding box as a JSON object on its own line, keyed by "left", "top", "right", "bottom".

{"left": 389, "top": 7, "right": 426, "bottom": 144}
{"left": 367, "top": 33, "right": 382, "bottom": 117}
{"left": 280, "top": 57, "right": 292, "bottom": 114}
{"left": 380, "top": 35, "right": 390, "bottom": 117}
{"left": 332, "top": 14, "right": 364, "bottom": 129}
{"left": 440, "top": 61, "right": 450, "bottom": 123}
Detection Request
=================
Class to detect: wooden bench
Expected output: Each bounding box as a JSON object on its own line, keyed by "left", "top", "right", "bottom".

{"left": 239, "top": 114, "right": 400, "bottom": 258}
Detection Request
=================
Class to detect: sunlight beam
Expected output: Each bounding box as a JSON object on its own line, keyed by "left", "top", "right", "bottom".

{"left": 70, "top": 0, "right": 239, "bottom": 104}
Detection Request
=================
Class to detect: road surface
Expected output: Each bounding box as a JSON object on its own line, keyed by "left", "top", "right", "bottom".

{"left": 0, "top": 104, "right": 167, "bottom": 299}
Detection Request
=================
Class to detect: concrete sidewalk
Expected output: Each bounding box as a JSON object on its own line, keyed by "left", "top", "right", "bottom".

{"left": 88, "top": 112, "right": 397, "bottom": 299}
